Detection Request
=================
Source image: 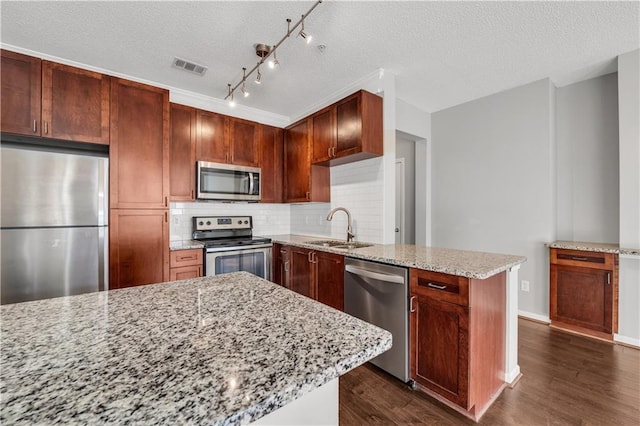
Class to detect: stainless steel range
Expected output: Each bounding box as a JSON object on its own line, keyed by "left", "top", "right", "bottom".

{"left": 192, "top": 216, "right": 272, "bottom": 280}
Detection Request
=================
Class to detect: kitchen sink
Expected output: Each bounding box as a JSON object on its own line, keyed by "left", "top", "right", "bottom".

{"left": 304, "top": 240, "right": 373, "bottom": 249}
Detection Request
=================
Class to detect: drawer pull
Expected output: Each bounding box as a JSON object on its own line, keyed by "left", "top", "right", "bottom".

{"left": 427, "top": 283, "right": 447, "bottom": 290}
{"left": 571, "top": 256, "right": 589, "bottom": 261}
{"left": 177, "top": 255, "right": 196, "bottom": 261}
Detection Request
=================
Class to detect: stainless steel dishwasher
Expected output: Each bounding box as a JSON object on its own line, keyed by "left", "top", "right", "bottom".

{"left": 344, "top": 258, "right": 409, "bottom": 383}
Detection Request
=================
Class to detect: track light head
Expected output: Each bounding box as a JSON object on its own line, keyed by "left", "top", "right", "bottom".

{"left": 268, "top": 49, "right": 280, "bottom": 69}
{"left": 255, "top": 64, "right": 262, "bottom": 84}
{"left": 227, "top": 83, "right": 236, "bottom": 107}
{"left": 298, "top": 15, "right": 312, "bottom": 44}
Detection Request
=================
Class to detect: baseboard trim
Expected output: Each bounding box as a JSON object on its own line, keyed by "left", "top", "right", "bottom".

{"left": 614, "top": 334, "right": 640, "bottom": 349}
{"left": 518, "top": 310, "right": 550, "bottom": 324}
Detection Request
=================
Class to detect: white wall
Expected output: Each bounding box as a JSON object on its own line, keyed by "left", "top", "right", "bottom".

{"left": 556, "top": 73, "right": 620, "bottom": 243}
{"left": 616, "top": 48, "right": 640, "bottom": 345}
{"left": 431, "top": 79, "right": 556, "bottom": 316}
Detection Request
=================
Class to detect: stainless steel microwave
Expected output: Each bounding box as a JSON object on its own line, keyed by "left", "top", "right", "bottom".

{"left": 196, "top": 161, "right": 261, "bottom": 201}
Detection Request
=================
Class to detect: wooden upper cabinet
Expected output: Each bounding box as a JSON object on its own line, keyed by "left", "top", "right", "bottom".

{"left": 110, "top": 78, "right": 169, "bottom": 209}
{"left": 1, "top": 50, "right": 41, "bottom": 136}
{"left": 169, "top": 103, "right": 196, "bottom": 201}
{"left": 311, "top": 105, "right": 336, "bottom": 163}
{"left": 229, "top": 117, "right": 259, "bottom": 166}
{"left": 42, "top": 61, "right": 110, "bottom": 144}
{"left": 284, "top": 118, "right": 330, "bottom": 203}
{"left": 109, "top": 209, "right": 169, "bottom": 289}
{"left": 260, "top": 124, "right": 284, "bottom": 203}
{"left": 311, "top": 90, "right": 383, "bottom": 166}
{"left": 196, "top": 110, "right": 228, "bottom": 163}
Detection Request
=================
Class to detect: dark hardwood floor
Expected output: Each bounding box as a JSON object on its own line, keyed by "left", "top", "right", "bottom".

{"left": 340, "top": 318, "right": 640, "bottom": 425}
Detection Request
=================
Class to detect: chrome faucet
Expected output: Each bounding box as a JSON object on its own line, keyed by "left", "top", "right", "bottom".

{"left": 326, "top": 207, "right": 355, "bottom": 243}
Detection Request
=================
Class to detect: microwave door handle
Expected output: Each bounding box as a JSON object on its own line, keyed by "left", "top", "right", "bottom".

{"left": 248, "top": 172, "right": 255, "bottom": 195}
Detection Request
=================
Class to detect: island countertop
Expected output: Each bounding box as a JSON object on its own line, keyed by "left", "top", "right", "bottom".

{"left": 268, "top": 234, "right": 526, "bottom": 279}
{"left": 0, "top": 272, "right": 391, "bottom": 425}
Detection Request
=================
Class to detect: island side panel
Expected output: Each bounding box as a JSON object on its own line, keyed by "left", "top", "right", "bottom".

{"left": 505, "top": 265, "right": 521, "bottom": 384}
{"left": 469, "top": 271, "right": 506, "bottom": 416}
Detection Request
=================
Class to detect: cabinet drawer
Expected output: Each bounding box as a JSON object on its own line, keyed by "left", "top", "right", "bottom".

{"left": 550, "top": 248, "right": 614, "bottom": 270}
{"left": 170, "top": 265, "right": 202, "bottom": 281}
{"left": 410, "top": 269, "right": 469, "bottom": 306}
{"left": 170, "top": 249, "right": 203, "bottom": 268}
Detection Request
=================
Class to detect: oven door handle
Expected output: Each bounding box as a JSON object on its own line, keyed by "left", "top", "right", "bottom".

{"left": 206, "top": 243, "right": 273, "bottom": 253}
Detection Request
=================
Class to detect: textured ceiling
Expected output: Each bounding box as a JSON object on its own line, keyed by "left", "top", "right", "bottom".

{"left": 1, "top": 1, "right": 638, "bottom": 118}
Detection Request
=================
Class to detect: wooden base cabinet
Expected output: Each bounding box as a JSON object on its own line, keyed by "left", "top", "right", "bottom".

{"left": 272, "top": 244, "right": 344, "bottom": 311}
{"left": 109, "top": 209, "right": 169, "bottom": 289}
{"left": 410, "top": 269, "right": 506, "bottom": 421}
{"left": 550, "top": 248, "right": 618, "bottom": 338}
{"left": 169, "top": 249, "right": 203, "bottom": 281}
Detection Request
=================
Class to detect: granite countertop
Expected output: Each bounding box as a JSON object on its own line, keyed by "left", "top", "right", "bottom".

{"left": 169, "top": 239, "right": 205, "bottom": 251}
{"left": 0, "top": 272, "right": 391, "bottom": 425}
{"left": 547, "top": 240, "right": 640, "bottom": 257}
{"left": 268, "top": 235, "right": 526, "bottom": 279}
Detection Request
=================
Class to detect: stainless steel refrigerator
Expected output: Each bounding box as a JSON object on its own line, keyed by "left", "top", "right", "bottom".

{"left": 1, "top": 144, "right": 108, "bottom": 304}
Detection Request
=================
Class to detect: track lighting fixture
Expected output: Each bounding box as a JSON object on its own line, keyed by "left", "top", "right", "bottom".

{"left": 298, "top": 15, "right": 312, "bottom": 44}
{"left": 224, "top": 0, "right": 322, "bottom": 104}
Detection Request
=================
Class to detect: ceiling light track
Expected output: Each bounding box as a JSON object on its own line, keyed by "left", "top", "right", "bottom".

{"left": 225, "top": 0, "right": 323, "bottom": 106}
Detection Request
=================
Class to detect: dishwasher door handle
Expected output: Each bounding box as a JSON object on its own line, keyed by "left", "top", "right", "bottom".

{"left": 345, "top": 265, "right": 405, "bottom": 284}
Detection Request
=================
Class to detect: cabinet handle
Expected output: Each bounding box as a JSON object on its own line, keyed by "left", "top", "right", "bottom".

{"left": 571, "top": 256, "right": 589, "bottom": 261}
{"left": 44, "top": 121, "right": 48, "bottom": 134}
{"left": 328, "top": 147, "right": 332, "bottom": 158}
{"left": 332, "top": 146, "right": 336, "bottom": 157}
{"left": 191, "top": 190, "right": 194, "bottom": 199}
{"left": 427, "top": 283, "right": 447, "bottom": 290}
{"left": 284, "top": 261, "right": 289, "bottom": 272}
{"left": 33, "top": 119, "right": 37, "bottom": 133}
{"left": 410, "top": 296, "right": 416, "bottom": 313}
{"left": 305, "top": 191, "right": 310, "bottom": 200}
{"left": 164, "top": 211, "right": 168, "bottom": 222}
{"left": 165, "top": 196, "right": 168, "bottom": 207}
{"left": 606, "top": 272, "right": 611, "bottom": 285}
{"left": 308, "top": 251, "right": 313, "bottom": 263}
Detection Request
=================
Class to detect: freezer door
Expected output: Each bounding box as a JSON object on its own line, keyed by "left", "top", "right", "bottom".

{"left": 1, "top": 146, "right": 108, "bottom": 227}
{"left": 1, "top": 227, "right": 108, "bottom": 304}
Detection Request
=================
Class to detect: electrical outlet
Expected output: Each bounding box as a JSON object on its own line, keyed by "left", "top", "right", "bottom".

{"left": 521, "top": 280, "right": 530, "bottom": 292}
{"left": 172, "top": 216, "right": 180, "bottom": 226}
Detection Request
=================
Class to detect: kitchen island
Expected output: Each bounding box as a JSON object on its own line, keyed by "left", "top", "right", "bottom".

{"left": 0, "top": 272, "right": 391, "bottom": 425}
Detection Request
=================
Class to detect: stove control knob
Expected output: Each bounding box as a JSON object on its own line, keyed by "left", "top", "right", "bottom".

{"left": 238, "top": 220, "right": 242, "bottom": 224}
{"left": 198, "top": 221, "right": 204, "bottom": 226}
{"left": 206, "top": 221, "right": 211, "bottom": 225}
{"left": 244, "top": 220, "right": 249, "bottom": 224}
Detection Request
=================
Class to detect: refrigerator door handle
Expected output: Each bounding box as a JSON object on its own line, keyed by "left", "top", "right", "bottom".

{"left": 98, "top": 158, "right": 109, "bottom": 226}
{"left": 98, "top": 226, "right": 108, "bottom": 292}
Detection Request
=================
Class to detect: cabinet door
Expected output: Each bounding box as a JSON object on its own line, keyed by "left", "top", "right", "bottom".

{"left": 170, "top": 265, "right": 202, "bottom": 281}
{"left": 196, "top": 110, "right": 228, "bottom": 163}
{"left": 288, "top": 246, "right": 315, "bottom": 298}
{"left": 1, "top": 50, "right": 41, "bottom": 136}
{"left": 284, "top": 119, "right": 311, "bottom": 202}
{"left": 551, "top": 264, "right": 613, "bottom": 334}
{"left": 42, "top": 61, "right": 110, "bottom": 144}
{"left": 311, "top": 106, "right": 335, "bottom": 164}
{"left": 260, "top": 125, "right": 283, "bottom": 203}
{"left": 170, "top": 103, "right": 196, "bottom": 201}
{"left": 229, "top": 117, "right": 259, "bottom": 166}
{"left": 109, "top": 209, "right": 169, "bottom": 289}
{"left": 272, "top": 243, "right": 289, "bottom": 287}
{"left": 335, "top": 93, "right": 362, "bottom": 157}
{"left": 316, "top": 251, "right": 344, "bottom": 311}
{"left": 410, "top": 294, "right": 470, "bottom": 409}
{"left": 110, "top": 78, "right": 169, "bottom": 209}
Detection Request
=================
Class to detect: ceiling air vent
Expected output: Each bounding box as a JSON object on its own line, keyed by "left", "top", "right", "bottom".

{"left": 172, "top": 57, "right": 208, "bottom": 76}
